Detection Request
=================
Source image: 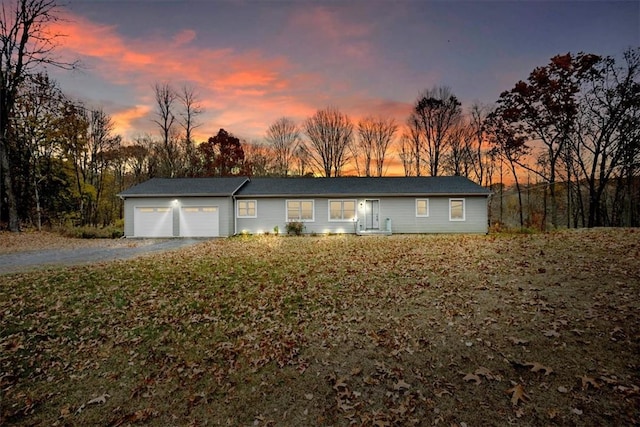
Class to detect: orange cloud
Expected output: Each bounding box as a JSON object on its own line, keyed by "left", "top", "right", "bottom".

{"left": 45, "top": 9, "right": 408, "bottom": 147}
{"left": 110, "top": 105, "right": 152, "bottom": 138}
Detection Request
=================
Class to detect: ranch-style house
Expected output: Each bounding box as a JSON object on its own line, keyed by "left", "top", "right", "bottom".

{"left": 118, "top": 176, "right": 491, "bottom": 238}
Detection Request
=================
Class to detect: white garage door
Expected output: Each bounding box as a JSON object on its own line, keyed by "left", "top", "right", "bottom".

{"left": 134, "top": 207, "right": 173, "bottom": 237}
{"left": 179, "top": 206, "right": 219, "bottom": 237}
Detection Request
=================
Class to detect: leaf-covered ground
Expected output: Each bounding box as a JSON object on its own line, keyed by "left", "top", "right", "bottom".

{"left": 0, "top": 231, "right": 149, "bottom": 255}
{"left": 1, "top": 229, "right": 639, "bottom": 426}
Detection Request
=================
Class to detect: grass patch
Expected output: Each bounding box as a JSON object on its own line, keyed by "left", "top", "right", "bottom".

{"left": 1, "top": 230, "right": 639, "bottom": 425}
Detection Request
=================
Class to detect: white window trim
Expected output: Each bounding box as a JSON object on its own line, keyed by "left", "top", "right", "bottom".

{"left": 449, "top": 198, "right": 466, "bottom": 221}
{"left": 415, "top": 198, "right": 429, "bottom": 217}
{"left": 286, "top": 199, "right": 315, "bottom": 222}
{"left": 328, "top": 199, "right": 357, "bottom": 222}
{"left": 236, "top": 200, "right": 257, "bottom": 218}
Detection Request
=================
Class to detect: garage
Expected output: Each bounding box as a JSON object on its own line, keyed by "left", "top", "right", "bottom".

{"left": 134, "top": 207, "right": 173, "bottom": 237}
{"left": 179, "top": 206, "right": 219, "bottom": 237}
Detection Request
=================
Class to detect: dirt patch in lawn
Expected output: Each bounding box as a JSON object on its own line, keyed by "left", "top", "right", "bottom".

{"left": 1, "top": 229, "right": 638, "bottom": 426}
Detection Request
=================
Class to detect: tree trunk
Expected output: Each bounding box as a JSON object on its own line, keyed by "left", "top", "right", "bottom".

{"left": 0, "top": 137, "right": 20, "bottom": 231}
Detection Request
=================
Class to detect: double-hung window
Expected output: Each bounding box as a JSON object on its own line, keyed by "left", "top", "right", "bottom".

{"left": 286, "top": 200, "right": 314, "bottom": 222}
{"left": 449, "top": 198, "right": 465, "bottom": 221}
{"left": 416, "top": 199, "right": 429, "bottom": 217}
{"left": 237, "top": 200, "right": 257, "bottom": 218}
{"left": 329, "top": 200, "right": 356, "bottom": 221}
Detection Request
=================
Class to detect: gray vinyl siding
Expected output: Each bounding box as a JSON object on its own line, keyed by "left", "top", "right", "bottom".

{"left": 380, "top": 196, "right": 488, "bottom": 234}
{"left": 236, "top": 196, "right": 489, "bottom": 235}
{"left": 123, "top": 196, "right": 233, "bottom": 237}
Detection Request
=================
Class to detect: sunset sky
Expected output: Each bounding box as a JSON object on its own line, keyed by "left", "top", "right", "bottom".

{"left": 47, "top": 0, "right": 638, "bottom": 144}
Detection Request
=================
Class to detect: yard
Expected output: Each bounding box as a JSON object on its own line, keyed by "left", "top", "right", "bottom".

{"left": 1, "top": 229, "right": 638, "bottom": 426}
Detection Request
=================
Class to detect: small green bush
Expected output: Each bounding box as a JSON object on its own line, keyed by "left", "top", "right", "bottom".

{"left": 285, "top": 221, "right": 305, "bottom": 236}
{"left": 57, "top": 225, "right": 123, "bottom": 239}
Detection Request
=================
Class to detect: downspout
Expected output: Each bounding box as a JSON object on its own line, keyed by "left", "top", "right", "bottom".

{"left": 233, "top": 193, "right": 238, "bottom": 236}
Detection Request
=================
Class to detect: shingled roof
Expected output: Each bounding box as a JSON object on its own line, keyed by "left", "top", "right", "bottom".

{"left": 119, "top": 176, "right": 490, "bottom": 198}
{"left": 118, "top": 177, "right": 250, "bottom": 198}
{"left": 236, "top": 176, "right": 490, "bottom": 197}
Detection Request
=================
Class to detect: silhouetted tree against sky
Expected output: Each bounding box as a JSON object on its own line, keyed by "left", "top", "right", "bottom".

{"left": 353, "top": 116, "right": 397, "bottom": 177}
{"left": 0, "top": 0, "right": 75, "bottom": 231}
{"left": 572, "top": 48, "right": 640, "bottom": 227}
{"left": 265, "top": 117, "right": 299, "bottom": 177}
{"left": 413, "top": 86, "right": 462, "bottom": 177}
{"left": 492, "top": 53, "right": 600, "bottom": 229}
{"left": 197, "top": 128, "right": 245, "bottom": 176}
{"left": 303, "top": 107, "right": 353, "bottom": 177}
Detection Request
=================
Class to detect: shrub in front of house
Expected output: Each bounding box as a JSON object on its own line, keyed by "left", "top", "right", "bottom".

{"left": 285, "top": 221, "right": 304, "bottom": 236}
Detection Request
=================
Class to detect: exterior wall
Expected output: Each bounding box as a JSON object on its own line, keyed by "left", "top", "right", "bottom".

{"left": 236, "top": 196, "right": 489, "bottom": 235}
{"left": 378, "top": 196, "right": 489, "bottom": 234}
{"left": 123, "top": 196, "right": 233, "bottom": 237}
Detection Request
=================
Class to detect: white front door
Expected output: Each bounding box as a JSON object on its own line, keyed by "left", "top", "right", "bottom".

{"left": 134, "top": 207, "right": 173, "bottom": 237}
{"left": 365, "top": 200, "right": 380, "bottom": 230}
{"left": 179, "top": 206, "right": 219, "bottom": 237}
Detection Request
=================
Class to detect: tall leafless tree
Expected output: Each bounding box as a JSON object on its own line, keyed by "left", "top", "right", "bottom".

{"left": 265, "top": 117, "right": 299, "bottom": 176}
{"left": 303, "top": 107, "right": 353, "bottom": 177}
{"left": 0, "top": 0, "right": 75, "bottom": 231}
{"left": 177, "top": 84, "right": 203, "bottom": 146}
{"left": 413, "top": 86, "right": 462, "bottom": 176}
{"left": 152, "top": 82, "right": 180, "bottom": 176}
{"left": 352, "top": 116, "right": 398, "bottom": 177}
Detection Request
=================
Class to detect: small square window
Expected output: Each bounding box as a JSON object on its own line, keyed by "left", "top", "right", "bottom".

{"left": 237, "top": 200, "right": 257, "bottom": 218}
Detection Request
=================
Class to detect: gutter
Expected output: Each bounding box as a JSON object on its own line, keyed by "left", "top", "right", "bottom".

{"left": 231, "top": 177, "right": 251, "bottom": 236}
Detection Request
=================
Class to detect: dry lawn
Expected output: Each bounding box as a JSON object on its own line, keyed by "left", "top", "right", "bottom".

{"left": 1, "top": 229, "right": 639, "bottom": 426}
{"left": 0, "top": 231, "right": 150, "bottom": 254}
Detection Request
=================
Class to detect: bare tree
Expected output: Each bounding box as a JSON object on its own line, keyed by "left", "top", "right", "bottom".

{"left": 177, "top": 84, "right": 203, "bottom": 146}
{"left": 0, "top": 0, "right": 75, "bottom": 231}
{"left": 468, "top": 102, "right": 492, "bottom": 186}
{"left": 265, "top": 117, "right": 299, "bottom": 176}
{"left": 152, "top": 82, "right": 180, "bottom": 176}
{"left": 398, "top": 133, "right": 416, "bottom": 176}
{"left": 352, "top": 116, "right": 398, "bottom": 177}
{"left": 404, "top": 114, "right": 423, "bottom": 175}
{"left": 413, "top": 86, "right": 462, "bottom": 176}
{"left": 303, "top": 107, "right": 353, "bottom": 177}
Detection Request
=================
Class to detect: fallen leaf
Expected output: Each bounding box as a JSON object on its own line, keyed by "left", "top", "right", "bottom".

{"left": 544, "top": 330, "right": 560, "bottom": 338}
{"left": 506, "top": 384, "right": 529, "bottom": 406}
{"left": 87, "top": 393, "right": 110, "bottom": 405}
{"left": 572, "top": 407, "right": 583, "bottom": 415}
{"left": 475, "top": 366, "right": 500, "bottom": 381}
{"left": 557, "top": 386, "right": 568, "bottom": 393}
{"left": 525, "top": 361, "right": 553, "bottom": 376}
{"left": 578, "top": 375, "right": 600, "bottom": 390}
{"left": 508, "top": 336, "right": 529, "bottom": 345}
{"left": 463, "top": 373, "right": 482, "bottom": 385}
{"left": 393, "top": 379, "right": 411, "bottom": 391}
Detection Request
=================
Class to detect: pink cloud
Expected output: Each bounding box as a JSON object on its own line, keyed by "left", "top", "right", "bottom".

{"left": 172, "top": 29, "right": 197, "bottom": 46}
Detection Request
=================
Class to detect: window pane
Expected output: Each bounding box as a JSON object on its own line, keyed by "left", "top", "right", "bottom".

{"left": 451, "top": 200, "right": 464, "bottom": 219}
{"left": 417, "top": 199, "right": 428, "bottom": 216}
{"left": 329, "top": 201, "right": 342, "bottom": 220}
{"left": 343, "top": 201, "right": 355, "bottom": 220}
{"left": 287, "top": 201, "right": 299, "bottom": 221}
{"left": 301, "top": 201, "right": 313, "bottom": 220}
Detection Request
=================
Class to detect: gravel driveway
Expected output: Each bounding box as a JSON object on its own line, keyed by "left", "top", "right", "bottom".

{"left": 0, "top": 238, "right": 207, "bottom": 275}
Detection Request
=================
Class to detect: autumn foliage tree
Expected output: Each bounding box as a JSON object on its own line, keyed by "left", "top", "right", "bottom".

{"left": 197, "top": 128, "right": 246, "bottom": 176}
{"left": 491, "top": 53, "right": 601, "bottom": 228}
